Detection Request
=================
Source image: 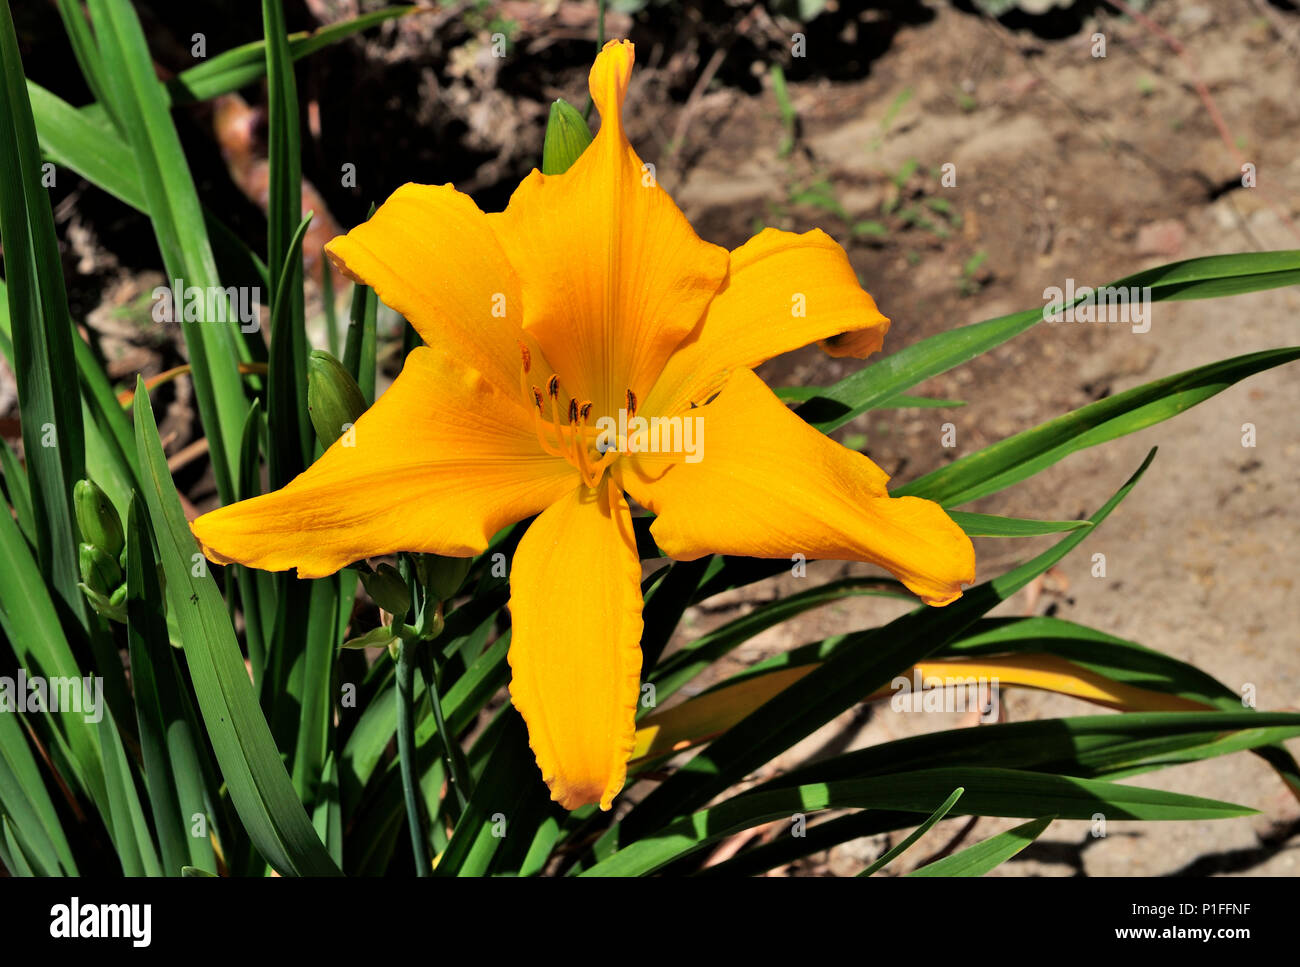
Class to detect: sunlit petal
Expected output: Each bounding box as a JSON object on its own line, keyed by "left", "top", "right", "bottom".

{"left": 324, "top": 183, "right": 524, "bottom": 395}
{"left": 647, "top": 227, "right": 890, "bottom": 414}
{"left": 192, "top": 348, "right": 575, "bottom": 577}
{"left": 489, "top": 40, "right": 728, "bottom": 416}
{"left": 507, "top": 479, "right": 643, "bottom": 810}
{"left": 621, "top": 369, "right": 974, "bottom": 606}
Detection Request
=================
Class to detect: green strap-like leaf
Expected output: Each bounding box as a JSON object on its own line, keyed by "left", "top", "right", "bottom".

{"left": 126, "top": 495, "right": 218, "bottom": 875}
{"left": 263, "top": 1, "right": 312, "bottom": 486}
{"left": 88, "top": 0, "right": 246, "bottom": 501}
{"left": 606, "top": 449, "right": 1159, "bottom": 849}
{"left": 859, "top": 786, "right": 963, "bottom": 877}
{"left": 133, "top": 379, "right": 341, "bottom": 876}
{"left": 948, "top": 511, "right": 1092, "bottom": 537}
{"left": 26, "top": 81, "right": 144, "bottom": 208}
{"left": 763, "top": 710, "right": 1300, "bottom": 792}
{"left": 168, "top": 6, "right": 417, "bottom": 105}
{"left": 703, "top": 708, "right": 1300, "bottom": 878}
{"left": 343, "top": 213, "right": 379, "bottom": 404}
{"left": 0, "top": 435, "right": 35, "bottom": 546}
{"left": 0, "top": 817, "right": 36, "bottom": 876}
{"left": 0, "top": 464, "right": 111, "bottom": 831}
{"left": 0, "top": 699, "right": 78, "bottom": 874}
{"left": 0, "top": 1, "right": 87, "bottom": 613}
{"left": 648, "top": 576, "right": 909, "bottom": 706}
{"left": 26, "top": 80, "right": 271, "bottom": 311}
{"left": 584, "top": 768, "right": 1250, "bottom": 876}
{"left": 434, "top": 711, "right": 551, "bottom": 876}
{"left": 798, "top": 250, "right": 1300, "bottom": 434}
{"left": 897, "top": 346, "right": 1300, "bottom": 507}
{"left": 777, "top": 387, "right": 965, "bottom": 409}
{"left": 53, "top": 0, "right": 117, "bottom": 126}
{"left": 906, "top": 815, "right": 1053, "bottom": 877}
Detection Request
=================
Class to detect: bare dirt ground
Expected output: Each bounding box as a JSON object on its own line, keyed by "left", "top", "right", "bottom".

{"left": 8, "top": 0, "right": 1298, "bottom": 875}
{"left": 643, "top": 1, "right": 1300, "bottom": 875}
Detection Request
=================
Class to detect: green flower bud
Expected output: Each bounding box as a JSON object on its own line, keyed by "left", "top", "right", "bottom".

{"left": 78, "top": 583, "right": 126, "bottom": 623}
{"left": 542, "top": 98, "right": 593, "bottom": 175}
{"left": 360, "top": 563, "right": 411, "bottom": 616}
{"left": 422, "top": 606, "right": 444, "bottom": 641}
{"left": 307, "top": 350, "right": 367, "bottom": 449}
{"left": 79, "top": 542, "right": 122, "bottom": 595}
{"left": 74, "top": 479, "right": 124, "bottom": 560}
{"left": 418, "top": 554, "right": 471, "bottom": 602}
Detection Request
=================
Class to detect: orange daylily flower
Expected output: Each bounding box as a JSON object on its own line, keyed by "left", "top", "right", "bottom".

{"left": 191, "top": 40, "right": 975, "bottom": 812}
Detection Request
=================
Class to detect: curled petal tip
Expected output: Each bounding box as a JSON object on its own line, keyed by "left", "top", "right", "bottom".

{"left": 589, "top": 39, "right": 635, "bottom": 131}
{"left": 322, "top": 238, "right": 363, "bottom": 285}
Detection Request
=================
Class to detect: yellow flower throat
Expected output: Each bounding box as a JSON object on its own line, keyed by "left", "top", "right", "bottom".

{"left": 519, "top": 342, "right": 623, "bottom": 490}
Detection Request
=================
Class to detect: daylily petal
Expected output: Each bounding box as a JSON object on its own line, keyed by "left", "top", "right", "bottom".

{"left": 646, "top": 227, "right": 890, "bottom": 415}
{"left": 191, "top": 348, "right": 574, "bottom": 578}
{"left": 507, "top": 479, "right": 643, "bottom": 810}
{"left": 488, "top": 40, "right": 728, "bottom": 416}
{"left": 620, "top": 369, "right": 974, "bottom": 606}
{"left": 323, "top": 184, "right": 523, "bottom": 395}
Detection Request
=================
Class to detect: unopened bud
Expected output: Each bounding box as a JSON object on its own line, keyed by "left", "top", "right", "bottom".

{"left": 79, "top": 583, "right": 126, "bottom": 623}
{"left": 542, "top": 98, "right": 593, "bottom": 175}
{"left": 360, "top": 563, "right": 411, "bottom": 616}
{"left": 418, "top": 554, "right": 471, "bottom": 601}
{"left": 308, "top": 350, "right": 367, "bottom": 448}
{"left": 74, "top": 479, "right": 124, "bottom": 560}
{"left": 79, "top": 542, "right": 122, "bottom": 595}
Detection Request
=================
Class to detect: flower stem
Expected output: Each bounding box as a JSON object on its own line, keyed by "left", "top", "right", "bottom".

{"left": 395, "top": 636, "right": 431, "bottom": 876}
{"left": 417, "top": 643, "right": 471, "bottom": 822}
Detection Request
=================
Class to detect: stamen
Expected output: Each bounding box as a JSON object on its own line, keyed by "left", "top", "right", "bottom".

{"left": 549, "top": 384, "right": 578, "bottom": 467}
{"left": 530, "top": 383, "right": 563, "bottom": 457}
{"left": 519, "top": 368, "right": 628, "bottom": 487}
{"left": 571, "top": 399, "right": 616, "bottom": 489}
{"left": 571, "top": 402, "right": 597, "bottom": 487}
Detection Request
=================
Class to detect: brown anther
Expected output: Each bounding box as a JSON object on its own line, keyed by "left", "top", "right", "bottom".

{"left": 531, "top": 386, "right": 544, "bottom": 410}
{"left": 626, "top": 389, "right": 638, "bottom": 418}
{"left": 547, "top": 374, "right": 560, "bottom": 399}
{"left": 519, "top": 342, "right": 532, "bottom": 373}
{"left": 579, "top": 401, "right": 593, "bottom": 422}
{"left": 567, "top": 398, "right": 579, "bottom": 424}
